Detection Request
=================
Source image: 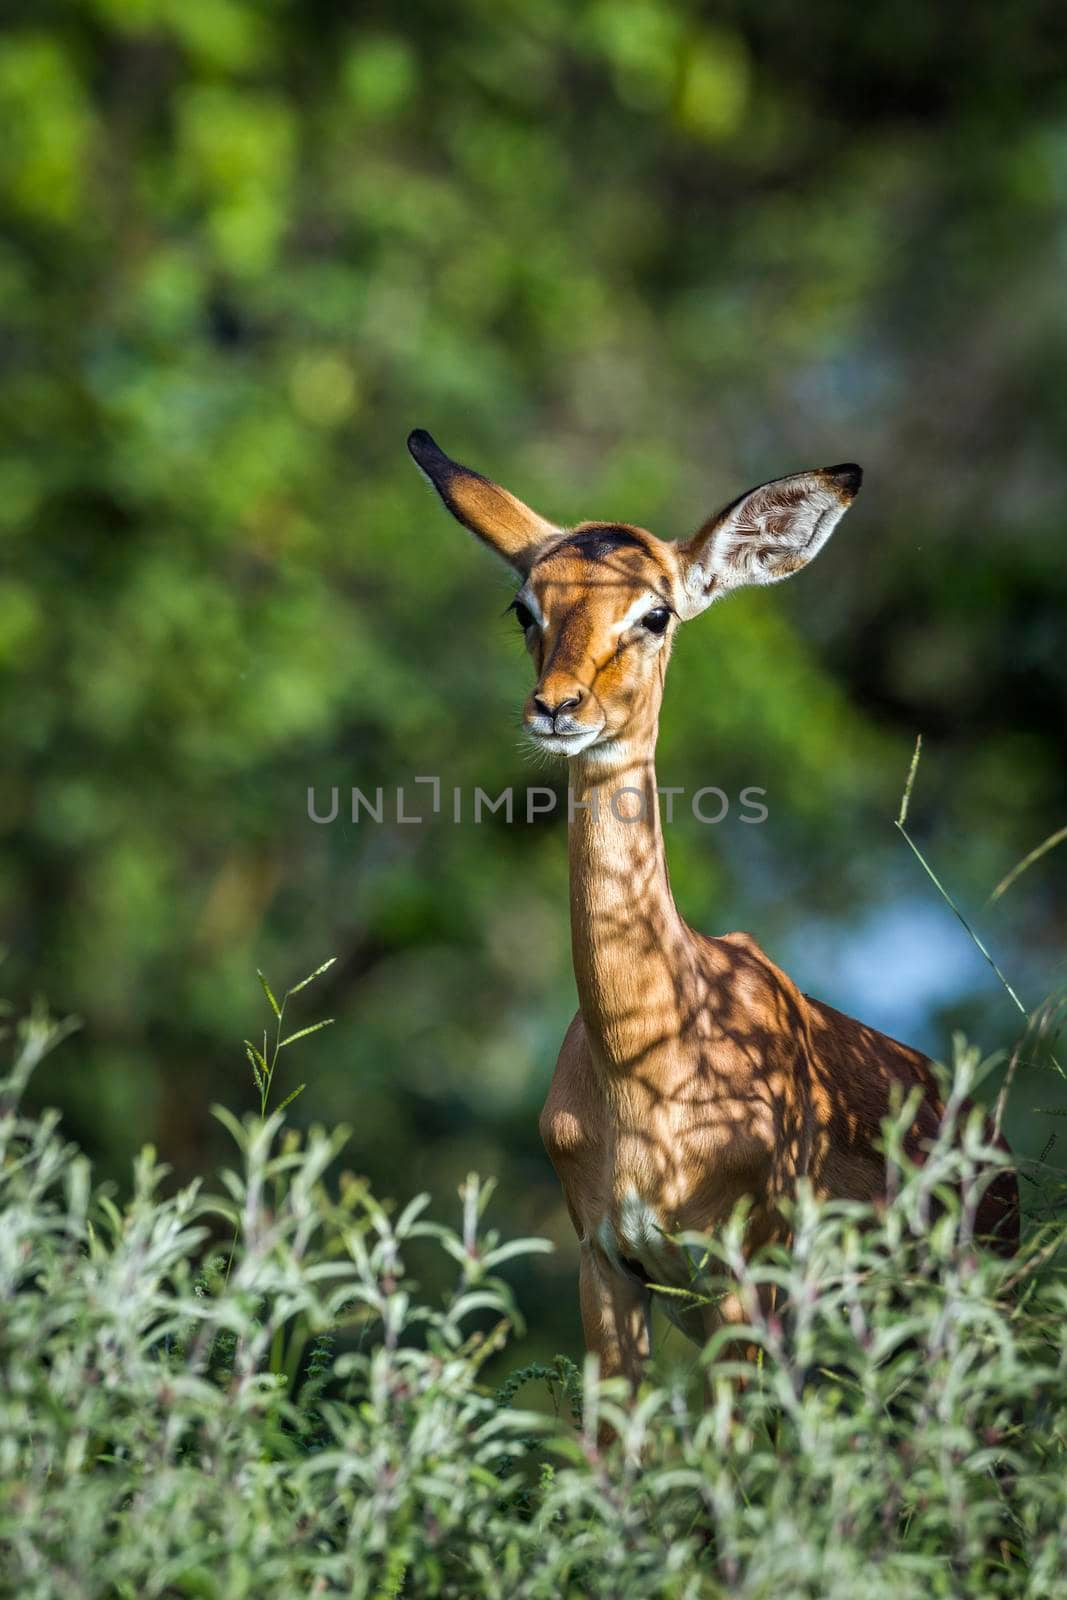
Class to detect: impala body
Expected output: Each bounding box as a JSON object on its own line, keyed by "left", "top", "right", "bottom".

{"left": 408, "top": 428, "right": 1019, "bottom": 1382}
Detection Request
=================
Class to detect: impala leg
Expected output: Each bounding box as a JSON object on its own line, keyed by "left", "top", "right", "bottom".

{"left": 701, "top": 1279, "right": 775, "bottom": 1394}
{"left": 578, "top": 1245, "right": 651, "bottom": 1387}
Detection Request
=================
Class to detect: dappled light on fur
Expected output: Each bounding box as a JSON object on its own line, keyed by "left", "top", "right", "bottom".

{"left": 413, "top": 436, "right": 1021, "bottom": 1397}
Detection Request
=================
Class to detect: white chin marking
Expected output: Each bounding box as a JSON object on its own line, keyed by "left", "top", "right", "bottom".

{"left": 532, "top": 726, "right": 605, "bottom": 756}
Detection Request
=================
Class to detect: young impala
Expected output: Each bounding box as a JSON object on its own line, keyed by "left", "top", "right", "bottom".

{"left": 407, "top": 428, "right": 1019, "bottom": 1385}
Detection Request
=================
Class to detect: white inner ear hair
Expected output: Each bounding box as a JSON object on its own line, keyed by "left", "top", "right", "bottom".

{"left": 690, "top": 475, "right": 848, "bottom": 604}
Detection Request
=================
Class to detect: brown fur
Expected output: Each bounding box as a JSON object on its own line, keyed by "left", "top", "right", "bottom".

{"left": 408, "top": 431, "right": 1020, "bottom": 1388}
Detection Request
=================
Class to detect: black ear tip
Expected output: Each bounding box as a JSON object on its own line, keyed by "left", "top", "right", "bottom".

{"left": 825, "top": 463, "right": 863, "bottom": 496}
{"left": 407, "top": 428, "right": 439, "bottom": 461}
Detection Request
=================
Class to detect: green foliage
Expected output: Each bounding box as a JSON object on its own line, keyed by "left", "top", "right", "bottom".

{"left": 3, "top": 1007, "right": 1066, "bottom": 1598}
{"left": 2, "top": 8, "right": 1063, "bottom": 1579}
{"left": 2, "top": 0, "right": 1065, "bottom": 1369}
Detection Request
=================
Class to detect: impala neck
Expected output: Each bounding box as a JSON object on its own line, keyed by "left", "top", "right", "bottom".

{"left": 568, "top": 736, "right": 694, "bottom": 1074}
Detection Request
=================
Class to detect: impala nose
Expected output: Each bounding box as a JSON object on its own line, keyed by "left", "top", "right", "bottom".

{"left": 534, "top": 690, "right": 583, "bottom": 721}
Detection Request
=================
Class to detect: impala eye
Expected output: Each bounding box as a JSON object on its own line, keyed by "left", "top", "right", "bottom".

{"left": 511, "top": 600, "right": 536, "bottom": 632}
{"left": 641, "top": 607, "right": 671, "bottom": 634}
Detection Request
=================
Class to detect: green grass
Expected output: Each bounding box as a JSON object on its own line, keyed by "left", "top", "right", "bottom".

{"left": 2, "top": 971, "right": 1066, "bottom": 1599}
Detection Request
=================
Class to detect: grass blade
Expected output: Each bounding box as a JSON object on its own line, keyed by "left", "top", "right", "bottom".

{"left": 989, "top": 824, "right": 1067, "bottom": 905}
{"left": 894, "top": 736, "right": 1065, "bottom": 1081}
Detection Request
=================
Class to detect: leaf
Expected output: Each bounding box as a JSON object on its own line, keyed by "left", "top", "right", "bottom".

{"left": 278, "top": 1018, "right": 334, "bottom": 1048}
{"left": 432, "top": 1231, "right": 471, "bottom": 1268}
{"left": 395, "top": 1192, "right": 432, "bottom": 1235}
{"left": 211, "top": 1104, "right": 248, "bottom": 1149}
{"left": 287, "top": 957, "right": 337, "bottom": 996}
{"left": 257, "top": 970, "right": 281, "bottom": 1018}
{"left": 481, "top": 1237, "right": 554, "bottom": 1268}
{"left": 447, "top": 1289, "right": 517, "bottom": 1322}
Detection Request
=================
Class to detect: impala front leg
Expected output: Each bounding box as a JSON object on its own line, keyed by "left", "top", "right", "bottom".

{"left": 700, "top": 1270, "right": 779, "bottom": 1392}
{"left": 579, "top": 1244, "right": 651, "bottom": 1387}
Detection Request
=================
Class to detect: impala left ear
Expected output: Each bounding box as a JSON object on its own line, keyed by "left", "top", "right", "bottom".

{"left": 674, "top": 464, "right": 862, "bottom": 619}
{"left": 407, "top": 429, "right": 561, "bottom": 576}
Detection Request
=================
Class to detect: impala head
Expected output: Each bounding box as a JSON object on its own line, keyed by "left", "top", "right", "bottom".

{"left": 407, "top": 429, "right": 861, "bottom": 763}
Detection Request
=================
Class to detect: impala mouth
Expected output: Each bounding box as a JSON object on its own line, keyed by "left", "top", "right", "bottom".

{"left": 525, "top": 721, "right": 606, "bottom": 757}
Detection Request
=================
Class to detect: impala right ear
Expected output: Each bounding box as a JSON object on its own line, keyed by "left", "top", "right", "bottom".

{"left": 407, "top": 430, "right": 561, "bottom": 576}
{"left": 675, "top": 464, "right": 862, "bottom": 619}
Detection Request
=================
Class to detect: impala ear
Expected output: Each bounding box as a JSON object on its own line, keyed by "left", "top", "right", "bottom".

{"left": 675, "top": 464, "right": 862, "bottom": 619}
{"left": 407, "top": 429, "right": 561, "bottom": 576}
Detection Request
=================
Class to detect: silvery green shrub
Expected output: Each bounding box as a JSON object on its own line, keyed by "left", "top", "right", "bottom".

{"left": 1, "top": 1005, "right": 1064, "bottom": 1599}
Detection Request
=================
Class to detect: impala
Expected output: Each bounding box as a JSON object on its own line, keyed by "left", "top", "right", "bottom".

{"left": 407, "top": 428, "right": 1019, "bottom": 1385}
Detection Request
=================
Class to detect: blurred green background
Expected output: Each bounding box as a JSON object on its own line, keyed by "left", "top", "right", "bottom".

{"left": 2, "top": 0, "right": 1065, "bottom": 1358}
